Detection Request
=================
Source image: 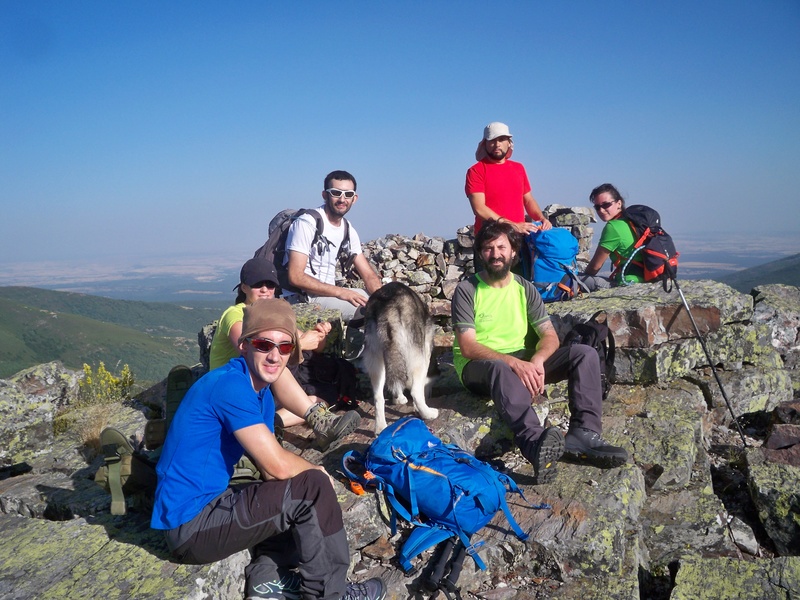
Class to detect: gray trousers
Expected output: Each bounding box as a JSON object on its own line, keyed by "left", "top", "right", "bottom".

{"left": 165, "top": 469, "right": 349, "bottom": 600}
{"left": 461, "top": 344, "right": 604, "bottom": 464}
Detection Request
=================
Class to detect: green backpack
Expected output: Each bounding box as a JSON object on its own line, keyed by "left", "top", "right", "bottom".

{"left": 94, "top": 365, "right": 195, "bottom": 515}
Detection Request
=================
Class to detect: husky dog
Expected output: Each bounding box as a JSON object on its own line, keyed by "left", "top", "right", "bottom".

{"left": 362, "top": 281, "right": 438, "bottom": 434}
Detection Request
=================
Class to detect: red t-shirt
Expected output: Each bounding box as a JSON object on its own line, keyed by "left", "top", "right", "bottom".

{"left": 465, "top": 159, "right": 532, "bottom": 232}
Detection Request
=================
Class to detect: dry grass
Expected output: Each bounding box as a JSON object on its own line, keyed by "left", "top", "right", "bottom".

{"left": 74, "top": 402, "right": 124, "bottom": 453}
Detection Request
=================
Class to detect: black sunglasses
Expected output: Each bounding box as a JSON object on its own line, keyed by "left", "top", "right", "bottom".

{"left": 593, "top": 200, "right": 617, "bottom": 211}
{"left": 249, "top": 280, "right": 278, "bottom": 289}
{"left": 247, "top": 337, "right": 295, "bottom": 356}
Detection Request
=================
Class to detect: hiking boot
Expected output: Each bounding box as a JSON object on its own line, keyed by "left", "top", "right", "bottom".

{"left": 530, "top": 426, "right": 564, "bottom": 485}
{"left": 564, "top": 427, "right": 628, "bottom": 468}
{"left": 343, "top": 577, "right": 387, "bottom": 600}
{"left": 306, "top": 403, "right": 361, "bottom": 451}
{"left": 246, "top": 569, "right": 302, "bottom": 599}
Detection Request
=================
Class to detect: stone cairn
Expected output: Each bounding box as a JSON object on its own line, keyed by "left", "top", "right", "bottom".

{"left": 344, "top": 204, "right": 596, "bottom": 337}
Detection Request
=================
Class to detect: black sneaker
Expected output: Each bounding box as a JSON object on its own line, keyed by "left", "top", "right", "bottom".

{"left": 343, "top": 577, "right": 387, "bottom": 600}
{"left": 564, "top": 427, "right": 628, "bottom": 468}
{"left": 246, "top": 569, "right": 302, "bottom": 599}
{"left": 530, "top": 426, "right": 564, "bottom": 485}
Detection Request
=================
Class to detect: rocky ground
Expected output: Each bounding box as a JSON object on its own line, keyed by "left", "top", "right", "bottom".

{"left": 1, "top": 280, "right": 799, "bottom": 599}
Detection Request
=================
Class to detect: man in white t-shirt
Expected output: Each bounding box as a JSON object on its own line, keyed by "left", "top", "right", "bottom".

{"left": 284, "top": 170, "right": 382, "bottom": 321}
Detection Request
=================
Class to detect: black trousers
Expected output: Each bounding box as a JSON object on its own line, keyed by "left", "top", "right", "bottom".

{"left": 165, "top": 469, "right": 349, "bottom": 600}
{"left": 461, "top": 344, "right": 604, "bottom": 464}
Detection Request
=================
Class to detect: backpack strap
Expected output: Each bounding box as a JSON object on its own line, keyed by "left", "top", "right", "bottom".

{"left": 99, "top": 427, "right": 134, "bottom": 516}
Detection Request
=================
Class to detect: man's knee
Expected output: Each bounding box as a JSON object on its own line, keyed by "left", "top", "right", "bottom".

{"left": 570, "top": 344, "right": 601, "bottom": 373}
{"left": 289, "top": 470, "right": 343, "bottom": 535}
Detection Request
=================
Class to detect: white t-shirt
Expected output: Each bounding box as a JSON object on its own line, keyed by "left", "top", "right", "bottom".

{"left": 284, "top": 207, "right": 363, "bottom": 286}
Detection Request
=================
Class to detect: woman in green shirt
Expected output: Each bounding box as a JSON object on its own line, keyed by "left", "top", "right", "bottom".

{"left": 582, "top": 183, "right": 644, "bottom": 288}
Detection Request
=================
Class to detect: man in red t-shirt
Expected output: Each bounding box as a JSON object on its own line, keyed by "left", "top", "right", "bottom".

{"left": 465, "top": 122, "right": 553, "bottom": 236}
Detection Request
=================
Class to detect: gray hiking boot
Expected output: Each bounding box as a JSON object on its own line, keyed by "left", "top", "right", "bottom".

{"left": 530, "top": 426, "right": 565, "bottom": 485}
{"left": 564, "top": 427, "right": 628, "bottom": 468}
{"left": 343, "top": 577, "right": 387, "bottom": 600}
{"left": 306, "top": 403, "right": 361, "bottom": 451}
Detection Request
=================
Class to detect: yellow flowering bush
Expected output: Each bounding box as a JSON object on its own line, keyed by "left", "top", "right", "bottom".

{"left": 77, "top": 362, "right": 135, "bottom": 407}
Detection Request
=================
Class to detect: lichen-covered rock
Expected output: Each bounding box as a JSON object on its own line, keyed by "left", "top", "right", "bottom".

{"left": 670, "top": 555, "right": 800, "bottom": 599}
{"left": 746, "top": 446, "right": 800, "bottom": 555}
{"left": 684, "top": 365, "right": 793, "bottom": 426}
{"left": 613, "top": 322, "right": 783, "bottom": 385}
{"left": 638, "top": 443, "right": 734, "bottom": 569}
{"left": 751, "top": 283, "right": 800, "bottom": 357}
{"left": 547, "top": 280, "right": 754, "bottom": 348}
{"left": 0, "top": 513, "right": 249, "bottom": 599}
{"left": 0, "top": 361, "right": 81, "bottom": 468}
{"left": 616, "top": 381, "right": 707, "bottom": 490}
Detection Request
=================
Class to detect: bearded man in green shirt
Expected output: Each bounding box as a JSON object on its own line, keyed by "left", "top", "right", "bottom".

{"left": 451, "top": 220, "right": 628, "bottom": 484}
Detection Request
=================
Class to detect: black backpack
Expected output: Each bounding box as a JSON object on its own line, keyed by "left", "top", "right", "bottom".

{"left": 616, "top": 205, "right": 679, "bottom": 291}
{"left": 253, "top": 208, "right": 353, "bottom": 295}
{"left": 561, "top": 311, "right": 616, "bottom": 400}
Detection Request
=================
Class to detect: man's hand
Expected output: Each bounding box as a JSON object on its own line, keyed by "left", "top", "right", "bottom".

{"left": 528, "top": 218, "right": 553, "bottom": 232}
{"left": 508, "top": 355, "right": 546, "bottom": 397}
{"left": 337, "top": 287, "right": 369, "bottom": 308}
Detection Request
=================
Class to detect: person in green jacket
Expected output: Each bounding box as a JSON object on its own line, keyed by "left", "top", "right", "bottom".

{"left": 582, "top": 183, "right": 645, "bottom": 288}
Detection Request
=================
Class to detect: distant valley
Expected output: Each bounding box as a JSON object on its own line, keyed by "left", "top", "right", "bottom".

{"left": 0, "top": 287, "right": 225, "bottom": 383}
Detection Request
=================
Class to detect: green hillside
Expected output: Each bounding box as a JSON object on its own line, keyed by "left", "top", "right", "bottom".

{"left": 0, "top": 286, "right": 222, "bottom": 336}
{"left": 0, "top": 288, "right": 221, "bottom": 382}
{"left": 717, "top": 252, "right": 800, "bottom": 293}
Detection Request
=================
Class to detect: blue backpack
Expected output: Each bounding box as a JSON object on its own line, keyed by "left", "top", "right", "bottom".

{"left": 341, "top": 417, "right": 547, "bottom": 572}
{"left": 523, "top": 226, "right": 583, "bottom": 302}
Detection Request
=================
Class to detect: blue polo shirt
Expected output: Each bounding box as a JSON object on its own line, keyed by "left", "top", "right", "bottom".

{"left": 150, "top": 357, "right": 275, "bottom": 530}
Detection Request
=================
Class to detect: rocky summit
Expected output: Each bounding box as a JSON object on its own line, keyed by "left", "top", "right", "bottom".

{"left": 1, "top": 218, "right": 799, "bottom": 599}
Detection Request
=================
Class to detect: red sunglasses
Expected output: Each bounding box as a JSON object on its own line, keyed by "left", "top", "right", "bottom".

{"left": 247, "top": 337, "right": 295, "bottom": 356}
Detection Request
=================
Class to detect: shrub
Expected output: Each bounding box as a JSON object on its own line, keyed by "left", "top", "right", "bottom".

{"left": 77, "top": 362, "right": 134, "bottom": 408}
{"left": 72, "top": 362, "right": 135, "bottom": 450}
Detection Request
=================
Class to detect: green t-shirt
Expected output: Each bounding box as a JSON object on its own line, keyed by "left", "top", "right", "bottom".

{"left": 598, "top": 219, "right": 644, "bottom": 284}
{"left": 451, "top": 274, "right": 550, "bottom": 379}
{"left": 208, "top": 303, "right": 245, "bottom": 371}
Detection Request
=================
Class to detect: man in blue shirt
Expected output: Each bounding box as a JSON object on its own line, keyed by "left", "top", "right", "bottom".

{"left": 151, "top": 298, "right": 385, "bottom": 600}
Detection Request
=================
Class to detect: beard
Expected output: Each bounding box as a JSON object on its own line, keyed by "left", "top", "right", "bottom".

{"left": 325, "top": 194, "right": 352, "bottom": 218}
{"left": 488, "top": 147, "right": 509, "bottom": 161}
{"left": 483, "top": 255, "right": 513, "bottom": 281}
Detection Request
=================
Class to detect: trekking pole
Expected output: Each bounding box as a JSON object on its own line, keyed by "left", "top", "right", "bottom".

{"left": 672, "top": 277, "right": 748, "bottom": 447}
{"left": 439, "top": 541, "right": 467, "bottom": 600}
{"left": 423, "top": 538, "right": 455, "bottom": 593}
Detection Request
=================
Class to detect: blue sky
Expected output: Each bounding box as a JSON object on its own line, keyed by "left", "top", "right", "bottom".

{"left": 2, "top": 0, "right": 799, "bottom": 273}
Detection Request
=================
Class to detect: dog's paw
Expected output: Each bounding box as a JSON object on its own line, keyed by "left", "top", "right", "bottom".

{"left": 391, "top": 395, "right": 408, "bottom": 406}
{"left": 374, "top": 419, "right": 387, "bottom": 435}
{"left": 417, "top": 406, "right": 439, "bottom": 421}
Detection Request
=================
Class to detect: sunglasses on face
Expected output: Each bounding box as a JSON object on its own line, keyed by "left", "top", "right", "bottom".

{"left": 247, "top": 337, "right": 295, "bottom": 356}
{"left": 249, "top": 280, "right": 277, "bottom": 290}
{"left": 325, "top": 188, "right": 356, "bottom": 199}
{"left": 593, "top": 200, "right": 617, "bottom": 211}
